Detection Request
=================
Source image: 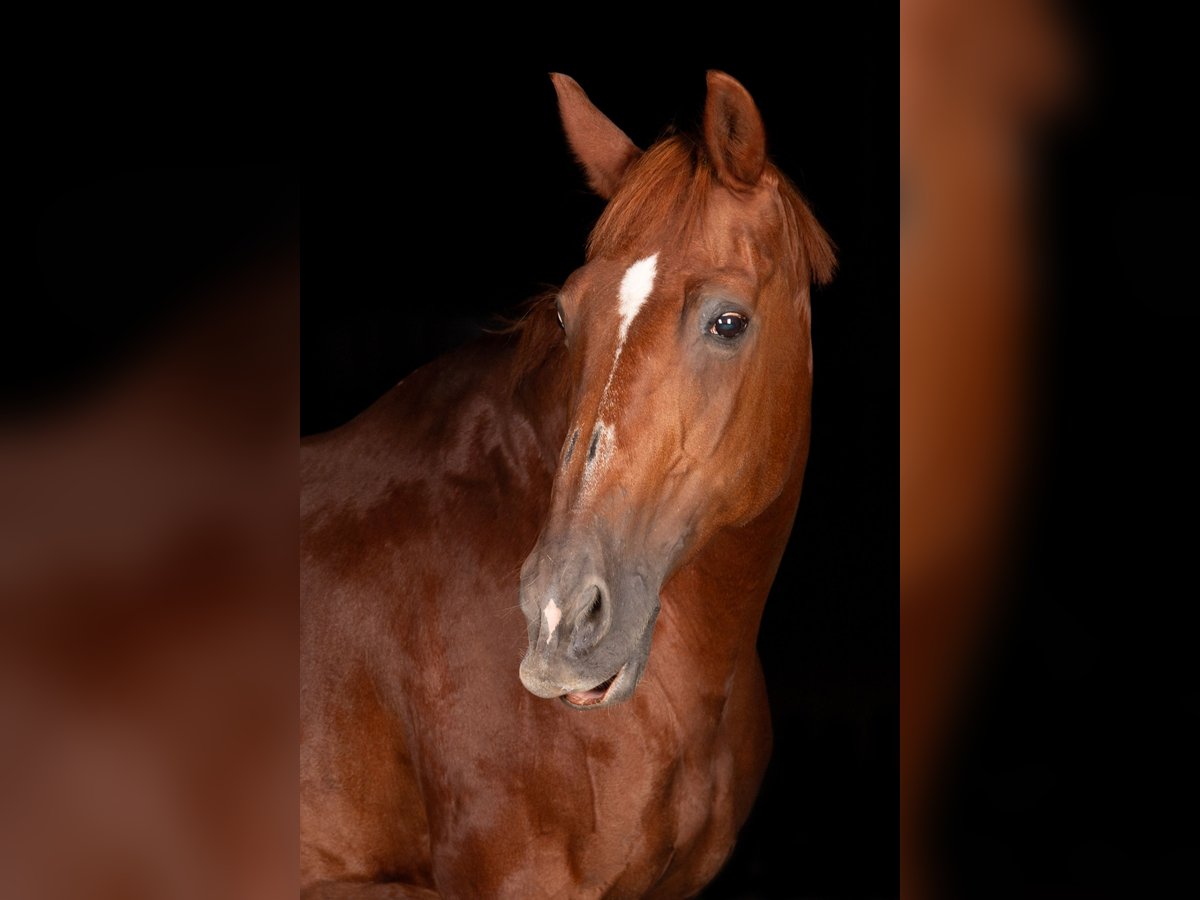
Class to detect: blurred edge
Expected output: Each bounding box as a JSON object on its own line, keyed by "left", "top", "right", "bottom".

{"left": 0, "top": 167, "right": 299, "bottom": 900}
{"left": 903, "top": 0, "right": 1198, "bottom": 897}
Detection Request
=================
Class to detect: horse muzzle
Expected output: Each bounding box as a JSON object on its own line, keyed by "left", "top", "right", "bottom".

{"left": 517, "top": 536, "right": 661, "bottom": 709}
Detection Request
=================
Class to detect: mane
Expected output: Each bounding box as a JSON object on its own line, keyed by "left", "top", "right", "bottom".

{"left": 591, "top": 134, "right": 837, "bottom": 287}
{"left": 506, "top": 132, "right": 837, "bottom": 391}
{"left": 586, "top": 134, "right": 714, "bottom": 261}
{"left": 504, "top": 289, "right": 566, "bottom": 394}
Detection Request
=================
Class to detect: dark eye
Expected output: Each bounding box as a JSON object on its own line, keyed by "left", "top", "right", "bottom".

{"left": 555, "top": 303, "right": 565, "bottom": 330}
{"left": 709, "top": 312, "right": 749, "bottom": 339}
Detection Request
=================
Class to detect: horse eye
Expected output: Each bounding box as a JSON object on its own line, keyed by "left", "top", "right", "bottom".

{"left": 709, "top": 312, "right": 749, "bottom": 339}
{"left": 556, "top": 304, "right": 565, "bottom": 330}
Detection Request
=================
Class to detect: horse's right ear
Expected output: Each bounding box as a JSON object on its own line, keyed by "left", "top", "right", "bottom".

{"left": 550, "top": 74, "right": 642, "bottom": 200}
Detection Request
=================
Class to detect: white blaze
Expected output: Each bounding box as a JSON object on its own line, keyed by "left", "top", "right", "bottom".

{"left": 576, "top": 253, "right": 659, "bottom": 504}
{"left": 616, "top": 253, "right": 658, "bottom": 347}
{"left": 597, "top": 252, "right": 660, "bottom": 410}
{"left": 544, "top": 598, "right": 561, "bottom": 643}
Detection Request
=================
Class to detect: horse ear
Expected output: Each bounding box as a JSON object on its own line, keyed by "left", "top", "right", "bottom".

{"left": 550, "top": 73, "right": 642, "bottom": 200}
{"left": 703, "top": 71, "right": 766, "bottom": 189}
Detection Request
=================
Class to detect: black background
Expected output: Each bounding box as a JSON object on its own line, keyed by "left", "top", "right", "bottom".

{"left": 302, "top": 14, "right": 895, "bottom": 900}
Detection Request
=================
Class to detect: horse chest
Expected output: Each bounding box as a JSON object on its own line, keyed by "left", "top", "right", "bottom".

{"left": 425, "top": 684, "right": 766, "bottom": 899}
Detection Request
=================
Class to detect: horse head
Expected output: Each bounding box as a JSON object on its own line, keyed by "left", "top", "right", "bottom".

{"left": 518, "top": 72, "right": 835, "bottom": 708}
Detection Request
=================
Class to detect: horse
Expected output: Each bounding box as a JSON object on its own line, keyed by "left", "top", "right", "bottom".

{"left": 300, "top": 71, "right": 835, "bottom": 898}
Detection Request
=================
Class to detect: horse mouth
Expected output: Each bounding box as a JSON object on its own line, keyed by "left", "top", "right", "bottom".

{"left": 561, "top": 663, "right": 628, "bottom": 709}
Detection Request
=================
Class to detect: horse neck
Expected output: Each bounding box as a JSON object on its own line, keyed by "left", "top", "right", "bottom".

{"left": 660, "top": 458, "right": 808, "bottom": 672}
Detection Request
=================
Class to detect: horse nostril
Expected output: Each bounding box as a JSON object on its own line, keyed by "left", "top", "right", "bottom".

{"left": 569, "top": 584, "right": 608, "bottom": 658}
{"left": 585, "top": 587, "right": 603, "bottom": 623}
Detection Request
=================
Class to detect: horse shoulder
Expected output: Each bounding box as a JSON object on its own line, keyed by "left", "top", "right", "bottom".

{"left": 301, "top": 337, "right": 552, "bottom": 891}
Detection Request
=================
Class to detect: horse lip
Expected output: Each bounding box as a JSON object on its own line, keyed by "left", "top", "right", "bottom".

{"left": 560, "top": 661, "right": 630, "bottom": 709}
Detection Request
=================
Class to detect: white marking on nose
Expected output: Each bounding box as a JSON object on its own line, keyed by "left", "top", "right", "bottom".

{"left": 544, "top": 598, "right": 561, "bottom": 644}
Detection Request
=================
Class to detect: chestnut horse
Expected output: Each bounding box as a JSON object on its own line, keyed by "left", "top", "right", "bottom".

{"left": 301, "top": 72, "right": 835, "bottom": 898}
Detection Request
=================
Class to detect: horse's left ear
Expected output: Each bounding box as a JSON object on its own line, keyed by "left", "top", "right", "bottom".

{"left": 704, "top": 71, "right": 767, "bottom": 189}
{"left": 551, "top": 73, "right": 642, "bottom": 200}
